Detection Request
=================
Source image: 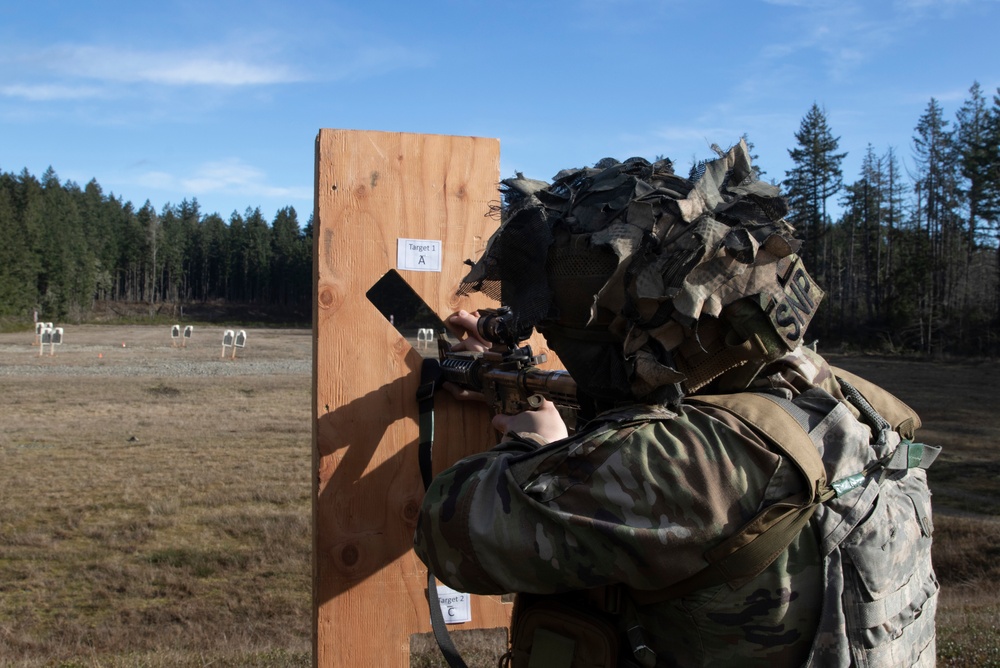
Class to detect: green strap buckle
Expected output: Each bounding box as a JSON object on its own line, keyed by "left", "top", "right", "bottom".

{"left": 881, "top": 438, "right": 941, "bottom": 471}
{"left": 899, "top": 439, "right": 941, "bottom": 469}
{"left": 906, "top": 440, "right": 926, "bottom": 468}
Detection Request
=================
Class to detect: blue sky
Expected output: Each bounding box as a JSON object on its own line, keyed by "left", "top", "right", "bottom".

{"left": 1, "top": 0, "right": 997, "bottom": 224}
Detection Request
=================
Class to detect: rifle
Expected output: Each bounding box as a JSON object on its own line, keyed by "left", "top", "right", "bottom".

{"left": 434, "top": 307, "right": 579, "bottom": 428}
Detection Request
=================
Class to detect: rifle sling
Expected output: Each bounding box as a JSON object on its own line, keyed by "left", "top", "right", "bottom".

{"left": 417, "top": 357, "right": 469, "bottom": 668}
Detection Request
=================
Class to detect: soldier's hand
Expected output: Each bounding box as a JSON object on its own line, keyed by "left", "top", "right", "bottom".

{"left": 492, "top": 399, "right": 568, "bottom": 444}
{"left": 446, "top": 310, "right": 490, "bottom": 353}
{"left": 441, "top": 310, "right": 489, "bottom": 403}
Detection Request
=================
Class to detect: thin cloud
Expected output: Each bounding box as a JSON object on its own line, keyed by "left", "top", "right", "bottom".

{"left": 134, "top": 170, "right": 176, "bottom": 191}
{"left": 0, "top": 83, "right": 104, "bottom": 101}
{"left": 756, "top": 0, "right": 981, "bottom": 84}
{"left": 323, "top": 44, "right": 435, "bottom": 82}
{"left": 711, "top": 0, "right": 971, "bottom": 111}
{"left": 25, "top": 44, "right": 303, "bottom": 87}
{"left": 643, "top": 125, "right": 773, "bottom": 164}
{"left": 893, "top": 0, "right": 982, "bottom": 10}
{"left": 1, "top": 38, "right": 431, "bottom": 102}
{"left": 136, "top": 158, "right": 311, "bottom": 203}
{"left": 571, "top": 0, "right": 677, "bottom": 33}
{"left": 755, "top": 2, "right": 885, "bottom": 81}
{"left": 181, "top": 160, "right": 275, "bottom": 194}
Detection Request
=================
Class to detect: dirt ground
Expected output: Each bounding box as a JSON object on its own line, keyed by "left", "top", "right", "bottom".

{"left": 824, "top": 353, "right": 1000, "bottom": 518}
{"left": 0, "top": 324, "right": 312, "bottom": 368}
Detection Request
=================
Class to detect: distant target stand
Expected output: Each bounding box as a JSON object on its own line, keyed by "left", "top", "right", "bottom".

{"left": 415, "top": 327, "right": 435, "bottom": 349}
{"left": 221, "top": 329, "right": 248, "bottom": 359}
{"left": 170, "top": 324, "right": 194, "bottom": 347}
{"left": 33, "top": 321, "right": 53, "bottom": 346}
{"left": 35, "top": 322, "right": 63, "bottom": 356}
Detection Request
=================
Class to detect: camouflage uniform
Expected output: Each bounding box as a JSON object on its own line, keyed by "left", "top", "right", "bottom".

{"left": 416, "top": 142, "right": 937, "bottom": 666}
{"left": 414, "top": 348, "right": 938, "bottom": 667}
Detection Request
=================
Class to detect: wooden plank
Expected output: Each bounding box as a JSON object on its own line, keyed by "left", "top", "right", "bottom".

{"left": 313, "top": 130, "right": 563, "bottom": 666}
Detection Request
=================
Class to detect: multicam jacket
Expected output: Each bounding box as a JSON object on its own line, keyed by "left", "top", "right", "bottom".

{"left": 413, "top": 350, "right": 938, "bottom": 667}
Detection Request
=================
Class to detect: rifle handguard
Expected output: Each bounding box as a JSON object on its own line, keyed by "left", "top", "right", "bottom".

{"left": 439, "top": 347, "right": 578, "bottom": 415}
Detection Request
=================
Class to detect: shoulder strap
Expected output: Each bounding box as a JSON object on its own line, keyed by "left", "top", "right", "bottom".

{"left": 691, "top": 392, "right": 830, "bottom": 501}
{"left": 631, "top": 392, "right": 834, "bottom": 605}
{"left": 830, "top": 365, "right": 921, "bottom": 439}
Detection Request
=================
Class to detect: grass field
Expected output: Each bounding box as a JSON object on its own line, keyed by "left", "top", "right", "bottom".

{"left": 1, "top": 326, "right": 312, "bottom": 667}
{"left": 1, "top": 327, "right": 998, "bottom": 666}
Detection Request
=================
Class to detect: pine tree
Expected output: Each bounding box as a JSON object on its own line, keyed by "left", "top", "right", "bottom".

{"left": 38, "top": 168, "right": 94, "bottom": 319}
{"left": 836, "top": 145, "right": 886, "bottom": 333}
{"left": 883, "top": 146, "right": 908, "bottom": 283}
{"left": 78, "top": 179, "right": 117, "bottom": 302}
{"left": 117, "top": 201, "right": 145, "bottom": 302}
{"left": 244, "top": 207, "right": 272, "bottom": 303}
{"left": 992, "top": 87, "right": 1000, "bottom": 321}
{"left": 176, "top": 198, "right": 202, "bottom": 302}
{"left": 955, "top": 82, "right": 997, "bottom": 250}
{"left": 911, "top": 97, "right": 962, "bottom": 352}
{"left": 227, "top": 210, "right": 248, "bottom": 302}
{"left": 0, "top": 173, "right": 39, "bottom": 317}
{"left": 201, "top": 213, "right": 229, "bottom": 300}
{"left": 270, "top": 206, "right": 302, "bottom": 308}
{"left": 137, "top": 201, "right": 161, "bottom": 304}
{"left": 783, "top": 103, "right": 847, "bottom": 334}
{"left": 954, "top": 82, "right": 1000, "bottom": 334}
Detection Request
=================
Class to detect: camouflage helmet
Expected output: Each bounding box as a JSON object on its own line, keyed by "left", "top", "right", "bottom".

{"left": 458, "top": 140, "right": 823, "bottom": 406}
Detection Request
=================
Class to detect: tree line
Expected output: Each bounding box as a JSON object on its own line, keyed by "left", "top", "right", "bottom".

{"left": 0, "top": 171, "right": 312, "bottom": 324}
{"left": 783, "top": 82, "right": 1000, "bottom": 356}
{"left": 2, "top": 81, "right": 999, "bottom": 354}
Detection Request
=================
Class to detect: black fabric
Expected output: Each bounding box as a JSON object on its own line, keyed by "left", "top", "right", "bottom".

{"left": 457, "top": 207, "right": 555, "bottom": 337}
{"left": 540, "top": 330, "right": 632, "bottom": 406}
{"left": 417, "top": 358, "right": 442, "bottom": 489}
{"left": 426, "top": 571, "right": 468, "bottom": 668}
{"left": 417, "top": 358, "right": 468, "bottom": 668}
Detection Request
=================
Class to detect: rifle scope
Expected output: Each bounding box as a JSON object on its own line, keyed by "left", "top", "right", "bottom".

{"left": 476, "top": 307, "right": 532, "bottom": 348}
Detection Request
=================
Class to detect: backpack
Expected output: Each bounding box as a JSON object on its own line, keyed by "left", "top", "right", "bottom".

{"left": 508, "top": 369, "right": 939, "bottom": 667}
{"left": 626, "top": 369, "right": 940, "bottom": 666}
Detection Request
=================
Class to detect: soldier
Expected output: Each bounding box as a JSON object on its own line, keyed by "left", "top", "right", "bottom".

{"left": 414, "top": 141, "right": 938, "bottom": 667}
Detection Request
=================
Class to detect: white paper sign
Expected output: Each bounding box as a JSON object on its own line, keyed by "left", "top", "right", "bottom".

{"left": 397, "top": 238, "right": 442, "bottom": 272}
{"left": 435, "top": 583, "right": 471, "bottom": 624}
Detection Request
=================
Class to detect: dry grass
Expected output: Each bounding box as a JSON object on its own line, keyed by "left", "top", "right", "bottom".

{"left": 934, "top": 516, "right": 1000, "bottom": 667}
{"left": 1, "top": 327, "right": 312, "bottom": 667}
{"left": 0, "top": 334, "right": 997, "bottom": 666}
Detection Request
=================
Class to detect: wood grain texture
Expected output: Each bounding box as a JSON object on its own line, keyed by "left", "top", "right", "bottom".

{"left": 312, "top": 130, "right": 562, "bottom": 666}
